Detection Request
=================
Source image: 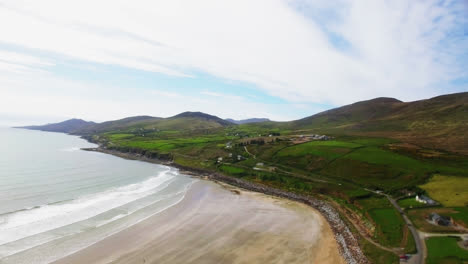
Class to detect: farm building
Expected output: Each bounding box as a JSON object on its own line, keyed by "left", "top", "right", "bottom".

{"left": 416, "top": 195, "right": 437, "bottom": 205}
{"left": 428, "top": 213, "right": 452, "bottom": 226}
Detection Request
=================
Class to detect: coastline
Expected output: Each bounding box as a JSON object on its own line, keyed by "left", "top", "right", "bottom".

{"left": 82, "top": 147, "right": 368, "bottom": 264}
{"left": 53, "top": 180, "right": 345, "bottom": 264}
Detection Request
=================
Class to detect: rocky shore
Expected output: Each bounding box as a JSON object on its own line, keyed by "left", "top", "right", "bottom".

{"left": 82, "top": 147, "right": 368, "bottom": 264}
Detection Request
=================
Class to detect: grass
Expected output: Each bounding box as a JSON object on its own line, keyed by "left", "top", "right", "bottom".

{"left": 450, "top": 207, "right": 468, "bottom": 227}
{"left": 407, "top": 208, "right": 467, "bottom": 233}
{"left": 352, "top": 196, "right": 405, "bottom": 247}
{"left": 426, "top": 237, "right": 468, "bottom": 264}
{"left": 275, "top": 140, "right": 360, "bottom": 160}
{"left": 349, "top": 137, "right": 397, "bottom": 146}
{"left": 93, "top": 126, "right": 468, "bottom": 262}
{"left": 368, "top": 208, "right": 404, "bottom": 247}
{"left": 219, "top": 165, "right": 247, "bottom": 176}
{"left": 398, "top": 197, "right": 428, "bottom": 209}
{"left": 404, "top": 229, "right": 417, "bottom": 254}
{"left": 420, "top": 175, "right": 468, "bottom": 207}
{"left": 360, "top": 232, "right": 399, "bottom": 264}
{"left": 343, "top": 146, "right": 427, "bottom": 170}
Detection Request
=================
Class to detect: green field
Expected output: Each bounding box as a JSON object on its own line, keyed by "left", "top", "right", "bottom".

{"left": 219, "top": 165, "right": 246, "bottom": 175}
{"left": 29, "top": 91, "right": 468, "bottom": 264}
{"left": 420, "top": 175, "right": 468, "bottom": 207}
{"left": 398, "top": 197, "right": 428, "bottom": 209}
{"left": 275, "top": 140, "right": 361, "bottom": 159}
{"left": 351, "top": 196, "right": 405, "bottom": 247}
{"left": 450, "top": 207, "right": 468, "bottom": 227}
{"left": 369, "top": 208, "right": 404, "bottom": 247}
{"left": 91, "top": 116, "right": 468, "bottom": 263}
{"left": 407, "top": 207, "right": 468, "bottom": 233}
{"left": 426, "top": 237, "right": 468, "bottom": 264}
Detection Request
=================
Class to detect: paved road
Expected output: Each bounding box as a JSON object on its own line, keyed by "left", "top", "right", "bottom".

{"left": 365, "top": 189, "right": 424, "bottom": 264}
{"left": 386, "top": 195, "right": 424, "bottom": 264}
{"left": 420, "top": 232, "right": 468, "bottom": 239}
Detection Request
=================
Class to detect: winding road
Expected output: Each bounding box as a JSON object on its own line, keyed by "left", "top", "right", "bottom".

{"left": 364, "top": 189, "right": 424, "bottom": 264}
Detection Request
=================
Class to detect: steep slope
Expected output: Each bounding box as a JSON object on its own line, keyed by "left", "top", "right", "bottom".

{"left": 19, "top": 119, "right": 96, "bottom": 134}
{"left": 292, "top": 92, "right": 468, "bottom": 154}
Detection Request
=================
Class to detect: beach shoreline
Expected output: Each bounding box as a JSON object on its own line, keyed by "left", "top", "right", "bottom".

{"left": 53, "top": 179, "right": 345, "bottom": 264}
{"left": 81, "top": 147, "right": 368, "bottom": 264}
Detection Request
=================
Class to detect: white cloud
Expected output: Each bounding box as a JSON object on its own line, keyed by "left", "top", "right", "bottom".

{"left": 0, "top": 69, "right": 300, "bottom": 124}
{"left": 0, "top": 0, "right": 466, "bottom": 123}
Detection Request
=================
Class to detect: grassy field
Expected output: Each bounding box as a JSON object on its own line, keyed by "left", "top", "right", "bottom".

{"left": 353, "top": 196, "right": 405, "bottom": 247}
{"left": 407, "top": 207, "right": 468, "bottom": 233}
{"left": 397, "top": 197, "right": 429, "bottom": 209}
{"left": 360, "top": 231, "right": 399, "bottom": 264}
{"left": 426, "top": 237, "right": 468, "bottom": 264}
{"left": 275, "top": 140, "right": 361, "bottom": 160}
{"left": 450, "top": 207, "right": 468, "bottom": 228}
{"left": 368, "top": 208, "right": 404, "bottom": 247}
{"left": 94, "top": 124, "right": 468, "bottom": 262}
{"left": 420, "top": 175, "right": 468, "bottom": 207}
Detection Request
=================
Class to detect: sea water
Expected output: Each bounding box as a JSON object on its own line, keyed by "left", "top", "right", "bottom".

{"left": 0, "top": 127, "right": 195, "bottom": 263}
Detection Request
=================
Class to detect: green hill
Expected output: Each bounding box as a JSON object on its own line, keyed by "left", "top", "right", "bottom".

{"left": 290, "top": 92, "right": 468, "bottom": 154}
{"left": 73, "top": 112, "right": 233, "bottom": 135}
{"left": 18, "top": 92, "right": 467, "bottom": 264}
{"left": 76, "top": 116, "right": 161, "bottom": 134}
{"left": 18, "top": 119, "right": 96, "bottom": 134}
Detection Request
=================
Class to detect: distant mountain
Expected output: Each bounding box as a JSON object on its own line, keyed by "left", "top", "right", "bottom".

{"left": 24, "top": 112, "right": 234, "bottom": 135}
{"left": 18, "top": 119, "right": 96, "bottom": 134}
{"left": 225, "top": 118, "right": 270, "bottom": 124}
{"left": 19, "top": 92, "right": 467, "bottom": 154}
{"left": 166, "top": 111, "right": 233, "bottom": 129}
{"left": 290, "top": 92, "right": 468, "bottom": 154}
{"left": 76, "top": 116, "right": 161, "bottom": 134}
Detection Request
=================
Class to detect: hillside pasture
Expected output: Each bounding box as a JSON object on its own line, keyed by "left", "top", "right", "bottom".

{"left": 420, "top": 175, "right": 468, "bottom": 207}
{"left": 426, "top": 237, "right": 468, "bottom": 264}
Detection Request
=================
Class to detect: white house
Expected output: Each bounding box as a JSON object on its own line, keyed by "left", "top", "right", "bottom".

{"left": 416, "top": 195, "right": 436, "bottom": 205}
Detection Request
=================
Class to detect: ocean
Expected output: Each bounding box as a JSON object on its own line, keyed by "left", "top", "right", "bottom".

{"left": 0, "top": 127, "right": 195, "bottom": 263}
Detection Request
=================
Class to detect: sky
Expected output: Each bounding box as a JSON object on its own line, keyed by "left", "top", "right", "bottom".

{"left": 0, "top": 0, "right": 467, "bottom": 125}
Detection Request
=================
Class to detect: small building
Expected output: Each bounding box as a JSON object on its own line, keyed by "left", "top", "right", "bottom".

{"left": 416, "top": 195, "right": 437, "bottom": 205}
{"left": 225, "top": 141, "right": 232, "bottom": 149}
{"left": 256, "top": 162, "right": 264, "bottom": 167}
{"left": 237, "top": 155, "right": 244, "bottom": 161}
{"left": 217, "top": 157, "right": 223, "bottom": 163}
{"left": 428, "top": 213, "right": 452, "bottom": 226}
{"left": 228, "top": 153, "right": 233, "bottom": 158}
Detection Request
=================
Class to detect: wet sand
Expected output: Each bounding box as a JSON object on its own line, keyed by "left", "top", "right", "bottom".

{"left": 53, "top": 180, "right": 345, "bottom": 264}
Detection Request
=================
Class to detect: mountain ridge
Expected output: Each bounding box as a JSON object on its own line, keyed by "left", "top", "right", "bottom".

{"left": 19, "top": 92, "right": 467, "bottom": 154}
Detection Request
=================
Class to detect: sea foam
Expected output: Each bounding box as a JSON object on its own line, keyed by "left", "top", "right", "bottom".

{"left": 0, "top": 168, "right": 175, "bottom": 247}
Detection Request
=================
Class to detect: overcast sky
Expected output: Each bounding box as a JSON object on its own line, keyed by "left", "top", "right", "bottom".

{"left": 0, "top": 0, "right": 467, "bottom": 125}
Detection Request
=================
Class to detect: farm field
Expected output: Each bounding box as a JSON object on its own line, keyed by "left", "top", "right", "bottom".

{"left": 425, "top": 237, "right": 468, "bottom": 264}
{"left": 22, "top": 92, "right": 468, "bottom": 264}
{"left": 450, "top": 207, "right": 468, "bottom": 228}
{"left": 407, "top": 207, "right": 468, "bottom": 233}
{"left": 369, "top": 208, "right": 404, "bottom": 247}
{"left": 397, "top": 197, "right": 428, "bottom": 209}
{"left": 420, "top": 175, "right": 468, "bottom": 207}
{"left": 80, "top": 109, "right": 468, "bottom": 264}
{"left": 352, "top": 196, "right": 405, "bottom": 248}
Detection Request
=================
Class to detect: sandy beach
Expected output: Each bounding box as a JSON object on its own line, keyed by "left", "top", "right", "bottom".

{"left": 53, "top": 179, "right": 344, "bottom": 264}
